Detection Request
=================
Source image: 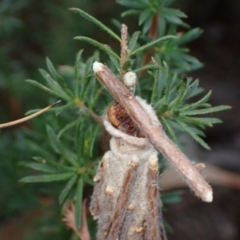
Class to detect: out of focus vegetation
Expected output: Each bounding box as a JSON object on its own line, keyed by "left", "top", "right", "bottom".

{"left": 0, "top": 1, "right": 117, "bottom": 239}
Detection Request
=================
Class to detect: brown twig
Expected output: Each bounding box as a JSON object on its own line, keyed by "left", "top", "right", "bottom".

{"left": 75, "top": 98, "right": 103, "bottom": 124}
{"left": 93, "top": 62, "right": 213, "bottom": 202}
{"left": 0, "top": 100, "right": 61, "bottom": 128}
{"left": 160, "top": 163, "right": 240, "bottom": 191}
{"left": 63, "top": 199, "right": 91, "bottom": 240}
{"left": 120, "top": 24, "right": 129, "bottom": 72}
{"left": 141, "top": 14, "right": 160, "bottom": 76}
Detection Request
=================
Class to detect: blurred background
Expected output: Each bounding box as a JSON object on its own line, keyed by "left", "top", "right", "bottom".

{"left": 0, "top": 0, "right": 239, "bottom": 239}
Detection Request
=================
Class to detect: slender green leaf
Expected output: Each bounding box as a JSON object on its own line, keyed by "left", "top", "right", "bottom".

{"left": 46, "top": 57, "right": 58, "bottom": 78}
{"left": 47, "top": 125, "right": 78, "bottom": 167}
{"left": 169, "top": 78, "right": 187, "bottom": 108}
{"left": 59, "top": 174, "right": 78, "bottom": 204}
{"left": 39, "top": 69, "right": 64, "bottom": 93}
{"left": 177, "top": 120, "right": 210, "bottom": 150}
{"left": 167, "top": 16, "right": 189, "bottom": 28}
{"left": 142, "top": 16, "right": 152, "bottom": 35}
{"left": 74, "top": 36, "right": 120, "bottom": 60}
{"left": 194, "top": 117, "right": 222, "bottom": 125}
{"left": 128, "top": 35, "right": 176, "bottom": 57}
{"left": 31, "top": 156, "right": 76, "bottom": 172}
{"left": 39, "top": 69, "right": 71, "bottom": 101}
{"left": 108, "top": 55, "right": 120, "bottom": 72}
{"left": 121, "top": 9, "right": 141, "bottom": 17}
{"left": 26, "top": 79, "right": 63, "bottom": 98}
{"left": 180, "top": 90, "right": 212, "bottom": 111}
{"left": 54, "top": 102, "right": 74, "bottom": 116}
{"left": 184, "top": 79, "right": 200, "bottom": 99}
{"left": 175, "top": 28, "right": 203, "bottom": 45}
{"left": 57, "top": 118, "right": 84, "bottom": 140}
{"left": 46, "top": 59, "right": 74, "bottom": 99}
{"left": 129, "top": 31, "right": 141, "bottom": 51}
{"left": 87, "top": 124, "right": 100, "bottom": 157}
{"left": 139, "top": 9, "right": 152, "bottom": 25}
{"left": 70, "top": 8, "right": 120, "bottom": 41}
{"left": 182, "top": 105, "right": 231, "bottom": 116}
{"left": 161, "top": 117, "right": 179, "bottom": 145}
{"left": 160, "top": 8, "right": 187, "bottom": 18}
{"left": 151, "top": 68, "right": 162, "bottom": 103}
{"left": 26, "top": 141, "right": 57, "bottom": 162}
{"left": 111, "top": 19, "right": 121, "bottom": 30}
{"left": 180, "top": 116, "right": 212, "bottom": 127}
{"left": 162, "top": 190, "right": 182, "bottom": 204}
{"left": 20, "top": 172, "right": 74, "bottom": 183}
{"left": 21, "top": 162, "right": 59, "bottom": 173}
{"left": 163, "top": 61, "right": 170, "bottom": 103}
{"left": 117, "top": 0, "right": 146, "bottom": 8}
{"left": 79, "top": 76, "right": 93, "bottom": 101}
{"left": 74, "top": 50, "right": 84, "bottom": 97}
{"left": 180, "top": 116, "right": 222, "bottom": 127}
{"left": 134, "top": 64, "right": 163, "bottom": 74}
{"left": 75, "top": 177, "right": 83, "bottom": 230}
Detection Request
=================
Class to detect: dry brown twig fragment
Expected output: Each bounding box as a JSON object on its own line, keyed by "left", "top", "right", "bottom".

{"left": 120, "top": 23, "right": 129, "bottom": 70}
{"left": 92, "top": 62, "right": 213, "bottom": 203}
{"left": 89, "top": 23, "right": 212, "bottom": 240}
{"left": 63, "top": 199, "right": 91, "bottom": 240}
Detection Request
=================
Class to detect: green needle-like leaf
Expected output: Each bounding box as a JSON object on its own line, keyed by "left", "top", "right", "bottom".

{"left": 70, "top": 8, "right": 121, "bottom": 42}
{"left": 121, "top": 9, "right": 141, "bottom": 18}
{"left": 39, "top": 69, "right": 72, "bottom": 101}
{"left": 180, "top": 90, "right": 212, "bottom": 111}
{"left": 46, "top": 58, "right": 74, "bottom": 98}
{"left": 134, "top": 64, "right": 163, "bottom": 73}
{"left": 47, "top": 125, "right": 78, "bottom": 167}
{"left": 74, "top": 36, "right": 120, "bottom": 60}
{"left": 180, "top": 116, "right": 222, "bottom": 127}
{"left": 182, "top": 105, "right": 231, "bottom": 116}
{"left": 161, "top": 118, "right": 179, "bottom": 145}
{"left": 59, "top": 174, "right": 78, "bottom": 204}
{"left": 128, "top": 35, "right": 176, "bottom": 57}
{"left": 177, "top": 120, "right": 210, "bottom": 150}
{"left": 20, "top": 172, "right": 74, "bottom": 183}
{"left": 129, "top": 31, "right": 141, "bottom": 51}
{"left": 74, "top": 50, "right": 84, "bottom": 97}
{"left": 46, "top": 57, "right": 58, "bottom": 78}
{"left": 75, "top": 177, "right": 83, "bottom": 230}
{"left": 21, "top": 162, "right": 59, "bottom": 173}
{"left": 57, "top": 118, "right": 84, "bottom": 140}
{"left": 26, "top": 79, "right": 63, "bottom": 98}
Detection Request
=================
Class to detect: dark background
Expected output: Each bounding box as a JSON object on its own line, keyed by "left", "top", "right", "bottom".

{"left": 0, "top": 0, "right": 239, "bottom": 239}
{"left": 166, "top": 1, "right": 240, "bottom": 239}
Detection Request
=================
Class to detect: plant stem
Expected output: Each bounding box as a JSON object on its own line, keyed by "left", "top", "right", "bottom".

{"left": 93, "top": 62, "right": 213, "bottom": 202}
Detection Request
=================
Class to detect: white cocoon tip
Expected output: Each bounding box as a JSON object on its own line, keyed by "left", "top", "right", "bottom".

{"left": 93, "top": 61, "right": 104, "bottom": 73}
{"left": 123, "top": 72, "right": 137, "bottom": 87}
{"left": 204, "top": 191, "right": 213, "bottom": 202}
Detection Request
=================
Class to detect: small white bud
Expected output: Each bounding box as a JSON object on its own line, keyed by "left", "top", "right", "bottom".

{"left": 204, "top": 191, "right": 213, "bottom": 202}
{"left": 93, "top": 61, "right": 104, "bottom": 73}
{"left": 123, "top": 72, "right": 137, "bottom": 88}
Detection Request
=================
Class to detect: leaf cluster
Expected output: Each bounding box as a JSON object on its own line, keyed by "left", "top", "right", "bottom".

{"left": 20, "top": 0, "right": 230, "bottom": 233}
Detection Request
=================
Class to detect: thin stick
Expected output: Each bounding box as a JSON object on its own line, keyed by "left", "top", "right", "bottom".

{"left": 93, "top": 62, "right": 213, "bottom": 202}
{"left": 120, "top": 24, "right": 129, "bottom": 71}
{"left": 0, "top": 100, "right": 61, "bottom": 128}
{"left": 75, "top": 99, "right": 103, "bottom": 125}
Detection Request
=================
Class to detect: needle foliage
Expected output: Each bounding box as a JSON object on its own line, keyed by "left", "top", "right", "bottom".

{"left": 1, "top": 0, "right": 230, "bottom": 238}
